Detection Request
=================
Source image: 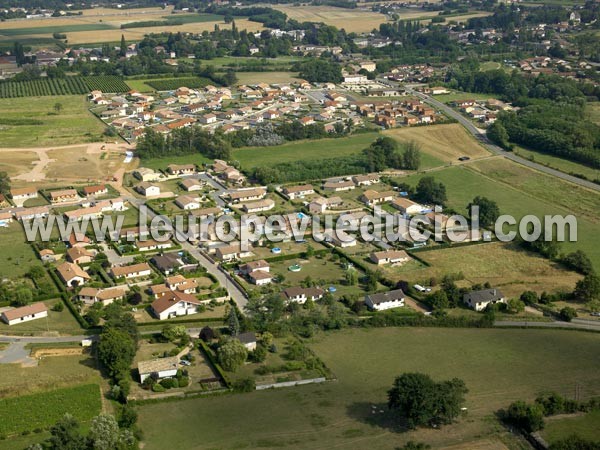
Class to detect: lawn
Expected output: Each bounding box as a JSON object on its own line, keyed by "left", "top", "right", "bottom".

{"left": 140, "top": 154, "right": 212, "bottom": 171}
{"left": 541, "top": 409, "right": 600, "bottom": 444}
{"left": 234, "top": 133, "right": 380, "bottom": 170}
{"left": 0, "top": 222, "right": 42, "bottom": 278}
{"left": 399, "top": 160, "right": 600, "bottom": 271}
{"left": 514, "top": 145, "right": 600, "bottom": 182}
{"left": 382, "top": 123, "right": 491, "bottom": 163}
{"left": 0, "top": 299, "right": 83, "bottom": 335}
{"left": 136, "top": 328, "right": 600, "bottom": 450}
{"left": 0, "top": 95, "right": 105, "bottom": 147}
{"left": 0, "top": 384, "right": 101, "bottom": 436}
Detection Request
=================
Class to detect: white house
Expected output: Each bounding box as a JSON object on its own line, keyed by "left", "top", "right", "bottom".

{"left": 138, "top": 356, "right": 179, "bottom": 383}
{"left": 282, "top": 184, "right": 315, "bottom": 200}
{"left": 370, "top": 250, "right": 411, "bottom": 266}
{"left": 365, "top": 289, "right": 405, "bottom": 311}
{"left": 111, "top": 263, "right": 152, "bottom": 279}
{"left": 1, "top": 302, "right": 48, "bottom": 325}
{"left": 237, "top": 332, "right": 257, "bottom": 351}
{"left": 135, "top": 182, "right": 161, "bottom": 197}
{"left": 463, "top": 289, "right": 505, "bottom": 311}
{"left": 56, "top": 262, "right": 90, "bottom": 287}
{"left": 283, "top": 287, "right": 325, "bottom": 304}
{"left": 151, "top": 290, "right": 202, "bottom": 320}
{"left": 175, "top": 195, "right": 201, "bottom": 210}
{"left": 391, "top": 198, "right": 424, "bottom": 215}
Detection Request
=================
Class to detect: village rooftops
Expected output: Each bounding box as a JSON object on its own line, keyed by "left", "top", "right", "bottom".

{"left": 151, "top": 290, "right": 201, "bottom": 315}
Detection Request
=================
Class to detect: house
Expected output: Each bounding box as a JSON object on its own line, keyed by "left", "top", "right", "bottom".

{"left": 67, "top": 232, "right": 91, "bottom": 248}
{"left": 138, "top": 356, "right": 179, "bottom": 383}
{"left": 365, "top": 289, "right": 406, "bottom": 311}
{"left": 63, "top": 206, "right": 102, "bottom": 222}
{"left": 180, "top": 179, "right": 204, "bottom": 192}
{"left": 237, "top": 332, "right": 257, "bottom": 351}
{"left": 167, "top": 164, "right": 195, "bottom": 176}
{"left": 66, "top": 247, "right": 94, "bottom": 264}
{"left": 199, "top": 113, "right": 217, "bottom": 124}
{"left": 133, "top": 168, "right": 160, "bottom": 182}
{"left": 227, "top": 188, "right": 266, "bottom": 203}
{"left": 56, "top": 262, "right": 90, "bottom": 287}
{"left": 151, "top": 290, "right": 202, "bottom": 320}
{"left": 352, "top": 174, "right": 380, "bottom": 186}
{"left": 78, "top": 287, "right": 126, "bottom": 306}
{"left": 39, "top": 248, "right": 56, "bottom": 262}
{"left": 391, "top": 198, "right": 424, "bottom": 215}
{"left": 175, "top": 195, "right": 201, "bottom": 210}
{"left": 360, "top": 190, "right": 395, "bottom": 206}
{"left": 430, "top": 86, "right": 450, "bottom": 95}
{"left": 370, "top": 250, "right": 410, "bottom": 265}
{"left": 283, "top": 287, "right": 325, "bottom": 304}
{"left": 0, "top": 211, "right": 13, "bottom": 225}
{"left": 240, "top": 259, "right": 269, "bottom": 275}
{"left": 463, "top": 289, "right": 505, "bottom": 312}
{"left": 83, "top": 185, "right": 108, "bottom": 197}
{"left": 248, "top": 270, "right": 273, "bottom": 285}
{"left": 135, "top": 239, "right": 173, "bottom": 252}
{"left": 150, "top": 253, "right": 182, "bottom": 275}
{"left": 326, "top": 230, "right": 357, "bottom": 248}
{"left": 15, "top": 206, "right": 49, "bottom": 221}
{"left": 1, "top": 302, "right": 48, "bottom": 326}
{"left": 49, "top": 189, "right": 78, "bottom": 203}
{"left": 322, "top": 180, "right": 355, "bottom": 192}
{"left": 215, "top": 243, "right": 253, "bottom": 261}
{"left": 242, "top": 199, "right": 275, "bottom": 213}
{"left": 10, "top": 187, "right": 38, "bottom": 203}
{"left": 135, "top": 182, "right": 160, "bottom": 197}
{"left": 282, "top": 184, "right": 314, "bottom": 200}
{"left": 149, "top": 284, "right": 172, "bottom": 299}
{"left": 111, "top": 263, "right": 152, "bottom": 279}
{"left": 308, "top": 196, "right": 343, "bottom": 214}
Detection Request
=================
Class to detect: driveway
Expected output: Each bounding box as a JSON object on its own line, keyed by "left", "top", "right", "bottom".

{"left": 0, "top": 342, "right": 37, "bottom": 366}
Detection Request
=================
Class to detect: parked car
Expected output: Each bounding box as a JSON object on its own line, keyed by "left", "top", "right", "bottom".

{"left": 458, "top": 156, "right": 470, "bottom": 161}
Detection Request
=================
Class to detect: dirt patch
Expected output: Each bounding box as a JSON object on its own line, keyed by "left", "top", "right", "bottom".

{"left": 31, "top": 348, "right": 85, "bottom": 358}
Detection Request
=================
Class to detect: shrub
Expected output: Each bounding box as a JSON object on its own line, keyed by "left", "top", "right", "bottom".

{"left": 559, "top": 307, "right": 577, "bottom": 322}
{"left": 151, "top": 384, "right": 166, "bottom": 393}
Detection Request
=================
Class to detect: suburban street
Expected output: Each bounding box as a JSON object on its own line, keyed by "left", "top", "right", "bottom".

{"left": 402, "top": 85, "right": 600, "bottom": 192}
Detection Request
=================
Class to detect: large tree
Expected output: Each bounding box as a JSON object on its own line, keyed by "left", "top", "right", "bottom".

{"left": 574, "top": 273, "right": 600, "bottom": 302}
{"left": 387, "top": 373, "right": 467, "bottom": 428}
{"left": 97, "top": 328, "right": 136, "bottom": 379}
{"left": 217, "top": 338, "right": 248, "bottom": 372}
{"left": 467, "top": 196, "right": 500, "bottom": 228}
{"left": 414, "top": 176, "right": 447, "bottom": 205}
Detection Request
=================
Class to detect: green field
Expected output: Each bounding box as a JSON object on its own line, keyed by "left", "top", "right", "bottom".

{"left": 0, "top": 95, "right": 105, "bottom": 147}
{"left": 434, "top": 91, "right": 498, "bottom": 104}
{"left": 541, "top": 409, "right": 600, "bottom": 444}
{"left": 136, "top": 328, "right": 600, "bottom": 450}
{"left": 0, "top": 384, "right": 101, "bottom": 436}
{"left": 514, "top": 146, "right": 600, "bottom": 182}
{"left": 139, "top": 153, "right": 212, "bottom": 171}
{"left": 0, "top": 299, "right": 83, "bottom": 335}
{"left": 400, "top": 159, "right": 600, "bottom": 270}
{"left": 0, "top": 223, "right": 42, "bottom": 278}
{"left": 586, "top": 101, "right": 600, "bottom": 125}
{"left": 0, "top": 23, "right": 115, "bottom": 36}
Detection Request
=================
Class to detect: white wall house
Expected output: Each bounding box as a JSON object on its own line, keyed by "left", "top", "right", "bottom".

{"left": 138, "top": 356, "right": 179, "bottom": 383}
{"left": 1, "top": 302, "right": 48, "bottom": 325}
{"left": 365, "top": 289, "right": 405, "bottom": 311}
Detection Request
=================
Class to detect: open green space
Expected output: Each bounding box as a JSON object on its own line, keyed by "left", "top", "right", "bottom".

{"left": 0, "top": 298, "right": 83, "bottom": 335}
{"left": 514, "top": 145, "right": 600, "bottom": 182}
{"left": 136, "top": 328, "right": 600, "bottom": 450}
{"left": 0, "top": 95, "right": 105, "bottom": 147}
{"left": 139, "top": 153, "right": 212, "bottom": 171}
{"left": 0, "top": 223, "right": 42, "bottom": 278}
{"left": 0, "top": 23, "right": 115, "bottom": 36}
{"left": 0, "top": 384, "right": 101, "bottom": 436}
{"left": 541, "top": 409, "right": 600, "bottom": 444}
{"left": 433, "top": 91, "right": 498, "bottom": 104}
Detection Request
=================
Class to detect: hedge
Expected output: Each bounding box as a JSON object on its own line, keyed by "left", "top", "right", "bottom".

{"left": 197, "top": 340, "right": 232, "bottom": 389}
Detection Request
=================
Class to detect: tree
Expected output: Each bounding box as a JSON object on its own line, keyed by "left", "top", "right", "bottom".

{"left": 507, "top": 298, "right": 525, "bottom": 314}
{"left": 562, "top": 250, "right": 594, "bottom": 275}
{"left": 520, "top": 291, "right": 538, "bottom": 304}
{"left": 467, "top": 196, "right": 500, "bottom": 228}
{"left": 228, "top": 307, "right": 240, "bottom": 336}
{"left": 88, "top": 414, "right": 136, "bottom": 450}
{"left": 387, "top": 373, "right": 467, "bottom": 428}
{"left": 0, "top": 170, "right": 10, "bottom": 195}
{"left": 574, "top": 273, "right": 600, "bottom": 302}
{"left": 27, "top": 265, "right": 45, "bottom": 280}
{"left": 345, "top": 268, "right": 358, "bottom": 286}
{"left": 54, "top": 102, "right": 63, "bottom": 114}
{"left": 120, "top": 35, "right": 127, "bottom": 57}
{"left": 402, "top": 141, "right": 421, "bottom": 170}
{"left": 47, "top": 414, "right": 87, "bottom": 450}
{"left": 162, "top": 324, "right": 187, "bottom": 342}
{"left": 217, "top": 338, "right": 248, "bottom": 372}
{"left": 13, "top": 286, "right": 33, "bottom": 306}
{"left": 414, "top": 176, "right": 447, "bottom": 205}
{"left": 427, "top": 290, "right": 449, "bottom": 310}
{"left": 559, "top": 306, "right": 577, "bottom": 322}
{"left": 506, "top": 400, "right": 545, "bottom": 432}
{"left": 487, "top": 121, "right": 510, "bottom": 149}
{"left": 97, "top": 328, "right": 136, "bottom": 379}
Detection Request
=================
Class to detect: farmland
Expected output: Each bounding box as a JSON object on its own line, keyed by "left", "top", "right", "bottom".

{"left": 0, "top": 299, "right": 83, "bottom": 336}
{"left": 541, "top": 409, "right": 600, "bottom": 444}
{"left": 0, "top": 223, "right": 43, "bottom": 278}
{"left": 0, "top": 76, "right": 129, "bottom": 98}
{"left": 0, "top": 384, "right": 101, "bottom": 436}
{"left": 235, "top": 71, "right": 301, "bottom": 85}
{"left": 400, "top": 160, "right": 600, "bottom": 271}
{"left": 136, "top": 328, "right": 600, "bottom": 450}
{"left": 0, "top": 95, "right": 105, "bottom": 147}
{"left": 514, "top": 145, "right": 600, "bottom": 182}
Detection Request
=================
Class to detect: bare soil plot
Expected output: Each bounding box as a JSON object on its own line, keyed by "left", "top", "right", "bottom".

{"left": 272, "top": 5, "right": 392, "bottom": 32}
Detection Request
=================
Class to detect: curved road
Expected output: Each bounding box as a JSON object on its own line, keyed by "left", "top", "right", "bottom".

{"left": 404, "top": 86, "right": 600, "bottom": 192}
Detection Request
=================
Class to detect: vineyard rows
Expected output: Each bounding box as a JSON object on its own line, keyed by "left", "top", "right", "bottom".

{"left": 0, "top": 75, "right": 130, "bottom": 98}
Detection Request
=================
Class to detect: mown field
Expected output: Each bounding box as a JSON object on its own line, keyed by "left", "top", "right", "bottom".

{"left": 0, "top": 223, "right": 43, "bottom": 278}
{"left": 136, "top": 328, "right": 600, "bottom": 450}
{"left": 0, "top": 299, "right": 82, "bottom": 336}
{"left": 0, "top": 384, "right": 101, "bottom": 436}
{"left": 514, "top": 145, "right": 600, "bottom": 182}
{"left": 0, "top": 95, "right": 105, "bottom": 147}
{"left": 233, "top": 132, "right": 445, "bottom": 171}
{"left": 541, "top": 409, "right": 600, "bottom": 444}
{"left": 400, "top": 159, "right": 600, "bottom": 270}
{"left": 235, "top": 71, "right": 300, "bottom": 85}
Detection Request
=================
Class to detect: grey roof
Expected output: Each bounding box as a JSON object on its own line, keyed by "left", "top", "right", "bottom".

{"left": 464, "top": 289, "right": 504, "bottom": 304}
{"left": 366, "top": 289, "right": 405, "bottom": 305}
{"left": 150, "top": 253, "right": 181, "bottom": 272}
{"left": 237, "top": 332, "right": 257, "bottom": 344}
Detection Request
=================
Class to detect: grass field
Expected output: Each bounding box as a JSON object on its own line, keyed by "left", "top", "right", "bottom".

{"left": 0, "top": 95, "right": 105, "bottom": 147}
{"left": 541, "top": 410, "right": 600, "bottom": 444}
{"left": 140, "top": 153, "right": 211, "bottom": 171}
{"left": 0, "top": 223, "right": 42, "bottom": 278}
{"left": 397, "top": 242, "right": 581, "bottom": 297}
{"left": 136, "top": 328, "right": 600, "bottom": 450}
{"left": 0, "top": 299, "right": 83, "bottom": 335}
{"left": 399, "top": 160, "right": 600, "bottom": 270}
{"left": 0, "top": 384, "right": 101, "bottom": 436}
{"left": 235, "top": 71, "right": 301, "bottom": 85}
{"left": 433, "top": 91, "right": 499, "bottom": 104}
{"left": 383, "top": 123, "right": 491, "bottom": 163}
{"left": 514, "top": 145, "right": 600, "bottom": 182}
{"left": 585, "top": 101, "right": 600, "bottom": 125}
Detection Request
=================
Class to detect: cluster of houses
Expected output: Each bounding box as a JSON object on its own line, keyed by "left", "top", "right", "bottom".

{"left": 353, "top": 98, "right": 440, "bottom": 128}
{"left": 451, "top": 98, "right": 514, "bottom": 125}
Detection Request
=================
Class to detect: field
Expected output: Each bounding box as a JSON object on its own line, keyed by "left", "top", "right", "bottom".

{"left": 272, "top": 5, "right": 414, "bottom": 32}
{"left": 395, "top": 242, "right": 581, "bottom": 297}
{"left": 585, "top": 101, "right": 600, "bottom": 125}
{"left": 0, "top": 95, "right": 105, "bottom": 147}
{"left": 514, "top": 145, "right": 600, "bottom": 182}
{"left": 541, "top": 410, "right": 600, "bottom": 444}
{"left": 382, "top": 123, "right": 491, "bottom": 163}
{"left": 0, "top": 76, "right": 131, "bottom": 99}
{"left": 136, "top": 328, "right": 600, "bottom": 450}
{"left": 235, "top": 71, "right": 301, "bottom": 85}
{"left": 125, "top": 76, "right": 212, "bottom": 92}
{"left": 0, "top": 299, "right": 83, "bottom": 335}
{"left": 0, "top": 384, "right": 101, "bottom": 436}
{"left": 433, "top": 91, "right": 499, "bottom": 104}
{"left": 140, "top": 153, "right": 211, "bottom": 171}
{"left": 0, "top": 223, "right": 42, "bottom": 278}
{"left": 400, "top": 159, "right": 600, "bottom": 270}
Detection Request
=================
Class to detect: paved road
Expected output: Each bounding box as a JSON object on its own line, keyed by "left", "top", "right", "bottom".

{"left": 404, "top": 86, "right": 600, "bottom": 192}
{"left": 126, "top": 197, "right": 248, "bottom": 310}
